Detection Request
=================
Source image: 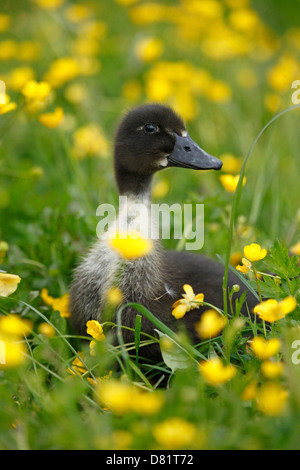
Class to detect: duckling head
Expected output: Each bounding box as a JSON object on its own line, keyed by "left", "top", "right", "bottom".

{"left": 114, "top": 103, "right": 222, "bottom": 195}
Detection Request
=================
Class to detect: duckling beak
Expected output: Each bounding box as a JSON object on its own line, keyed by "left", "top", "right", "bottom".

{"left": 167, "top": 133, "right": 223, "bottom": 171}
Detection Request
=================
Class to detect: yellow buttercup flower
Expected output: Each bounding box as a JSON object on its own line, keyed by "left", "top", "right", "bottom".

{"left": 256, "top": 382, "right": 289, "bottom": 416}
{"left": 243, "top": 243, "right": 267, "bottom": 262}
{"left": 267, "top": 54, "right": 300, "bottom": 92}
{"left": 199, "top": 357, "right": 236, "bottom": 386}
{"left": 205, "top": 80, "right": 232, "bottom": 103}
{"left": 0, "top": 95, "right": 17, "bottom": 115}
{"left": 34, "top": 0, "right": 65, "bottom": 10}
{"left": 44, "top": 57, "right": 80, "bottom": 88}
{"left": 38, "top": 107, "right": 64, "bottom": 128}
{"left": 236, "top": 257, "right": 251, "bottom": 274}
{"left": 0, "top": 273, "right": 21, "bottom": 297}
{"left": 134, "top": 37, "right": 164, "bottom": 62}
{"left": 219, "top": 174, "right": 246, "bottom": 192}
{"left": 6, "top": 66, "right": 36, "bottom": 92}
{"left": 195, "top": 309, "right": 227, "bottom": 339}
{"left": 253, "top": 296, "right": 297, "bottom": 323}
{"left": 0, "top": 315, "right": 32, "bottom": 338}
{"left": 86, "top": 320, "right": 105, "bottom": 341}
{"left": 172, "top": 284, "right": 204, "bottom": 319}
{"left": 109, "top": 231, "right": 153, "bottom": 260}
{"left": 68, "top": 353, "right": 87, "bottom": 377}
{"left": 0, "top": 339, "right": 27, "bottom": 369}
{"left": 22, "top": 80, "right": 51, "bottom": 103}
{"left": 249, "top": 336, "right": 281, "bottom": 360}
{"left": 72, "top": 123, "right": 109, "bottom": 159}
{"left": 261, "top": 360, "right": 284, "bottom": 379}
{"left": 229, "top": 8, "right": 260, "bottom": 33}
{"left": 41, "top": 288, "right": 71, "bottom": 318}
{"left": 219, "top": 153, "right": 242, "bottom": 174}
{"left": 152, "top": 417, "right": 196, "bottom": 449}
{"left": 0, "top": 313, "right": 31, "bottom": 369}
{"left": 95, "top": 379, "right": 164, "bottom": 415}
{"left": 131, "top": 390, "right": 165, "bottom": 416}
{"left": 37, "top": 322, "right": 55, "bottom": 338}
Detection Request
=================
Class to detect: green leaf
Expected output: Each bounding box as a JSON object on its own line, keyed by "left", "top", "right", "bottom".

{"left": 248, "top": 275, "right": 286, "bottom": 299}
{"left": 134, "top": 314, "right": 142, "bottom": 352}
{"left": 155, "top": 330, "right": 193, "bottom": 372}
{"left": 263, "top": 240, "right": 300, "bottom": 280}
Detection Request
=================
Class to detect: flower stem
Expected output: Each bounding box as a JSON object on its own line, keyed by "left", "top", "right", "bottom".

{"left": 252, "top": 263, "right": 266, "bottom": 336}
{"left": 252, "top": 264, "right": 262, "bottom": 302}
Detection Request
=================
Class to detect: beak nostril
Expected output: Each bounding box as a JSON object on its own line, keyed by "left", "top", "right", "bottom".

{"left": 184, "top": 146, "right": 191, "bottom": 152}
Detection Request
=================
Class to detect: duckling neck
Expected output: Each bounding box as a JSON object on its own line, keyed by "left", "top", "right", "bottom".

{"left": 115, "top": 167, "right": 153, "bottom": 199}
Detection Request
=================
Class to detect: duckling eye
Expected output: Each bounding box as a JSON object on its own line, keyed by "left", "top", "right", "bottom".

{"left": 144, "top": 123, "right": 159, "bottom": 134}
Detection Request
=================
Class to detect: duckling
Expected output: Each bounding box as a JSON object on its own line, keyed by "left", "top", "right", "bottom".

{"left": 69, "top": 104, "right": 257, "bottom": 360}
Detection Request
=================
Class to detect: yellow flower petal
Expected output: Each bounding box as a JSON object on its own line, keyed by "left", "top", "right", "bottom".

{"left": 199, "top": 357, "right": 236, "bottom": 386}
{"left": 256, "top": 382, "right": 288, "bottom": 416}
{"left": 280, "top": 296, "right": 297, "bottom": 315}
{"left": 0, "top": 314, "right": 32, "bottom": 338}
{"left": 38, "top": 107, "right": 64, "bottom": 129}
{"left": 183, "top": 284, "right": 194, "bottom": 298}
{"left": 0, "top": 273, "right": 21, "bottom": 297}
{"left": 0, "top": 339, "right": 27, "bottom": 369}
{"left": 40, "top": 288, "right": 55, "bottom": 306}
{"left": 219, "top": 174, "right": 246, "bottom": 192}
{"left": 86, "top": 320, "right": 105, "bottom": 340}
{"left": 172, "top": 303, "right": 188, "bottom": 319}
{"left": 249, "top": 336, "right": 281, "bottom": 360}
{"left": 171, "top": 299, "right": 182, "bottom": 309}
{"left": 194, "top": 293, "right": 205, "bottom": 303}
{"left": 261, "top": 360, "right": 284, "bottom": 379}
{"left": 152, "top": 417, "right": 196, "bottom": 449}
{"left": 41, "top": 289, "right": 71, "bottom": 318}
{"left": 195, "top": 309, "right": 227, "bottom": 339}
{"left": 22, "top": 80, "right": 52, "bottom": 103}
{"left": 37, "top": 322, "right": 55, "bottom": 338}
{"left": 253, "top": 297, "right": 297, "bottom": 323}
{"left": 244, "top": 243, "right": 267, "bottom": 262}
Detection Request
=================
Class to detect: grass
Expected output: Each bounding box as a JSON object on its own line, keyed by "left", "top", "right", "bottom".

{"left": 1, "top": 0, "right": 300, "bottom": 450}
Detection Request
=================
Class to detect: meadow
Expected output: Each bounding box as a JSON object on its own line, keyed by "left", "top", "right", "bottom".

{"left": 1, "top": 0, "right": 300, "bottom": 450}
